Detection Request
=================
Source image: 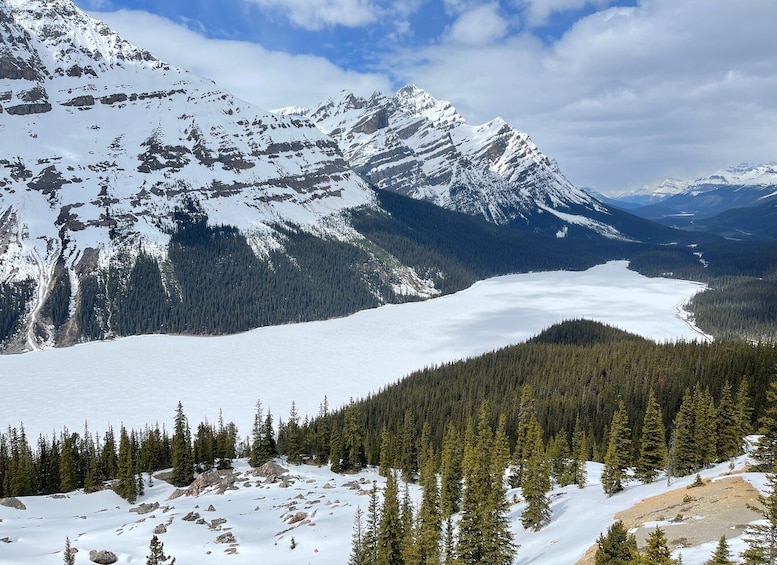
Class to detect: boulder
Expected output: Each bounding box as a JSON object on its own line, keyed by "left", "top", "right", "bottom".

{"left": 153, "top": 523, "right": 167, "bottom": 534}
{"left": 89, "top": 549, "right": 118, "bottom": 564}
{"left": 0, "top": 497, "right": 26, "bottom": 510}
{"left": 253, "top": 461, "right": 289, "bottom": 478}
{"left": 129, "top": 501, "right": 159, "bottom": 515}
{"left": 215, "top": 532, "right": 236, "bottom": 544}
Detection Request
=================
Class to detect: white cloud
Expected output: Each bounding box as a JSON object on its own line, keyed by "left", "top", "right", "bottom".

{"left": 242, "top": 0, "right": 378, "bottom": 29}
{"left": 515, "top": 0, "right": 613, "bottom": 27}
{"left": 447, "top": 4, "right": 509, "bottom": 46}
{"left": 92, "top": 10, "right": 391, "bottom": 110}
{"left": 391, "top": 0, "right": 777, "bottom": 192}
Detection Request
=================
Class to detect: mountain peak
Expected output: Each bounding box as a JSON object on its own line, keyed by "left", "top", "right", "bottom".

{"left": 394, "top": 84, "right": 465, "bottom": 130}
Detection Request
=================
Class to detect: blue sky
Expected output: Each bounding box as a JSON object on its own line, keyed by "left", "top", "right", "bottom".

{"left": 73, "top": 0, "right": 777, "bottom": 194}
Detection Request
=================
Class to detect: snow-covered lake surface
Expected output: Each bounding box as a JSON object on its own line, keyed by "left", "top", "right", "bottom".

{"left": 1, "top": 261, "right": 707, "bottom": 441}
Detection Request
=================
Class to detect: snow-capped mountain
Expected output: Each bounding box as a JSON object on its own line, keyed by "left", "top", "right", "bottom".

{"left": 0, "top": 0, "right": 371, "bottom": 274}
{"left": 288, "top": 86, "right": 631, "bottom": 239}
{"left": 629, "top": 163, "right": 777, "bottom": 225}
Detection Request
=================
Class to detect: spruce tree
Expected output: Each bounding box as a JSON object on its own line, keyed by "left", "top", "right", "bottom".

{"left": 170, "top": 402, "right": 194, "bottom": 487}
{"left": 521, "top": 416, "right": 551, "bottom": 531}
{"left": 414, "top": 449, "right": 442, "bottom": 564}
{"left": 439, "top": 422, "right": 462, "bottom": 518}
{"left": 146, "top": 534, "right": 171, "bottom": 564}
{"left": 694, "top": 386, "right": 718, "bottom": 469}
{"left": 350, "top": 506, "right": 367, "bottom": 565}
{"left": 602, "top": 402, "right": 631, "bottom": 496}
{"left": 706, "top": 535, "right": 734, "bottom": 565}
{"left": 669, "top": 389, "right": 697, "bottom": 478}
{"left": 742, "top": 473, "right": 777, "bottom": 564}
{"left": 329, "top": 421, "right": 343, "bottom": 473}
{"left": 400, "top": 409, "right": 417, "bottom": 482}
{"left": 379, "top": 427, "right": 395, "bottom": 478}
{"left": 63, "top": 536, "right": 75, "bottom": 565}
{"left": 284, "top": 402, "right": 303, "bottom": 465}
{"left": 377, "top": 471, "right": 403, "bottom": 565}
{"left": 363, "top": 483, "right": 380, "bottom": 565}
{"left": 716, "top": 382, "right": 741, "bottom": 462}
{"left": 510, "top": 385, "right": 536, "bottom": 487}
{"left": 249, "top": 400, "right": 263, "bottom": 468}
{"left": 116, "top": 426, "right": 137, "bottom": 503}
{"left": 595, "top": 521, "right": 637, "bottom": 565}
{"left": 754, "top": 376, "right": 777, "bottom": 470}
{"left": 315, "top": 397, "right": 330, "bottom": 466}
{"left": 637, "top": 390, "right": 668, "bottom": 484}
{"left": 343, "top": 399, "right": 366, "bottom": 472}
{"left": 570, "top": 416, "right": 588, "bottom": 488}
{"left": 636, "top": 526, "right": 679, "bottom": 565}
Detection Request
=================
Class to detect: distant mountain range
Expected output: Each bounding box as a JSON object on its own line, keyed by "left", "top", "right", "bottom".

{"left": 598, "top": 164, "right": 777, "bottom": 240}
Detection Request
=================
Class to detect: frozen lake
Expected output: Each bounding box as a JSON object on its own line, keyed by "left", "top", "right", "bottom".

{"left": 1, "top": 261, "right": 707, "bottom": 439}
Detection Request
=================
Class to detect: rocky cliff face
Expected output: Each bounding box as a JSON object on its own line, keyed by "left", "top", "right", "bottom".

{"left": 296, "top": 85, "right": 623, "bottom": 238}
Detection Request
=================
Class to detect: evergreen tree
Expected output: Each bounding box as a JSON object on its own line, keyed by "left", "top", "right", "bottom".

{"left": 439, "top": 422, "right": 462, "bottom": 518}
{"left": 442, "top": 518, "right": 455, "bottom": 565}
{"left": 170, "top": 402, "right": 193, "bottom": 487}
{"left": 379, "top": 427, "right": 395, "bottom": 478}
{"left": 521, "top": 416, "right": 551, "bottom": 531}
{"left": 510, "top": 385, "right": 536, "bottom": 487}
{"left": 694, "top": 386, "right": 718, "bottom": 469}
{"left": 343, "top": 399, "right": 366, "bottom": 471}
{"left": 363, "top": 483, "right": 380, "bottom": 565}
{"left": 284, "top": 402, "right": 304, "bottom": 465}
{"left": 595, "top": 521, "right": 637, "bottom": 565}
{"left": 315, "top": 397, "right": 330, "bottom": 466}
{"left": 249, "top": 400, "right": 263, "bottom": 468}
{"left": 101, "top": 427, "right": 118, "bottom": 479}
{"left": 637, "top": 390, "right": 668, "bottom": 484}
{"left": 636, "top": 526, "right": 679, "bottom": 565}
{"left": 547, "top": 432, "right": 572, "bottom": 487}
{"left": 742, "top": 473, "right": 777, "bottom": 564}
{"left": 755, "top": 376, "right": 777, "bottom": 470}
{"left": 571, "top": 416, "right": 588, "bottom": 488}
{"left": 400, "top": 409, "right": 417, "bottom": 482}
{"left": 63, "top": 536, "right": 76, "bottom": 565}
{"left": 59, "top": 431, "right": 79, "bottom": 493}
{"left": 116, "top": 426, "right": 137, "bottom": 503}
{"left": 456, "top": 403, "right": 515, "bottom": 565}
{"left": 350, "top": 506, "right": 367, "bottom": 565}
{"left": 602, "top": 402, "right": 631, "bottom": 495}
{"left": 736, "top": 379, "right": 754, "bottom": 440}
{"left": 706, "top": 535, "right": 734, "bottom": 565}
{"left": 377, "top": 471, "right": 403, "bottom": 565}
{"left": 330, "top": 421, "right": 343, "bottom": 473}
{"left": 146, "top": 534, "right": 172, "bottom": 564}
{"left": 414, "top": 450, "right": 442, "bottom": 564}
{"left": 669, "top": 389, "right": 698, "bottom": 478}
{"left": 716, "top": 382, "right": 741, "bottom": 462}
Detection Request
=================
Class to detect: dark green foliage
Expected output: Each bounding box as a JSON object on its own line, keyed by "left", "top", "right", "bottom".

{"left": 595, "top": 521, "right": 638, "bottom": 565}
{"left": 170, "top": 402, "right": 193, "bottom": 487}
{"left": 43, "top": 268, "right": 71, "bottom": 328}
{"left": 376, "top": 471, "right": 402, "bottom": 565}
{"left": 146, "top": 534, "right": 173, "bottom": 564}
{"left": 116, "top": 426, "right": 137, "bottom": 503}
{"left": 637, "top": 391, "right": 668, "bottom": 484}
{"left": 307, "top": 323, "right": 777, "bottom": 479}
{"left": 636, "top": 527, "right": 680, "bottom": 564}
{"left": 743, "top": 474, "right": 777, "bottom": 564}
{"left": 528, "top": 319, "right": 647, "bottom": 346}
{"left": 113, "top": 252, "right": 170, "bottom": 336}
{"left": 521, "top": 417, "right": 551, "bottom": 530}
{"left": 754, "top": 375, "right": 777, "bottom": 470}
{"left": 707, "top": 535, "right": 734, "bottom": 565}
{"left": 602, "top": 402, "right": 631, "bottom": 496}
{"left": 0, "top": 279, "right": 34, "bottom": 346}
{"left": 63, "top": 536, "right": 75, "bottom": 565}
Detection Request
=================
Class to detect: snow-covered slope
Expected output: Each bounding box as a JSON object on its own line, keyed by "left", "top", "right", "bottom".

{"left": 0, "top": 0, "right": 379, "bottom": 347}
{"left": 291, "top": 86, "right": 629, "bottom": 239}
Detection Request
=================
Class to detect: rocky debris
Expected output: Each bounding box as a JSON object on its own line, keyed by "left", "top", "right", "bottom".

{"left": 1, "top": 537, "right": 12, "bottom": 543}
{"left": 182, "top": 511, "right": 200, "bottom": 522}
{"left": 253, "top": 461, "right": 289, "bottom": 478}
{"left": 5, "top": 101, "right": 51, "bottom": 115}
{"left": 287, "top": 511, "right": 307, "bottom": 525}
{"left": 215, "top": 532, "right": 236, "bottom": 544}
{"left": 129, "top": 501, "right": 159, "bottom": 515}
{"left": 153, "top": 523, "right": 167, "bottom": 534}
{"left": 209, "top": 517, "right": 227, "bottom": 530}
{"left": 206, "top": 504, "right": 216, "bottom": 512}
{"left": 61, "top": 95, "right": 95, "bottom": 108}
{"left": 0, "top": 497, "right": 26, "bottom": 510}
{"left": 88, "top": 549, "right": 118, "bottom": 564}
{"left": 169, "top": 469, "right": 239, "bottom": 499}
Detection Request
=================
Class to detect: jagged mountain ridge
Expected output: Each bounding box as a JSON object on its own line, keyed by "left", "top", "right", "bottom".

{"left": 291, "top": 86, "right": 635, "bottom": 239}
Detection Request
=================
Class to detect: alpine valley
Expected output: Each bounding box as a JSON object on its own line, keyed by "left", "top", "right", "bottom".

{"left": 0, "top": 0, "right": 767, "bottom": 353}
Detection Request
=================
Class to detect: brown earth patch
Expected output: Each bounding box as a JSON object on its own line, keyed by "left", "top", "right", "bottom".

{"left": 577, "top": 475, "right": 761, "bottom": 564}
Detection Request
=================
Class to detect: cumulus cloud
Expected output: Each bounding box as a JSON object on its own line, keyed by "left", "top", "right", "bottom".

{"left": 515, "top": 0, "right": 614, "bottom": 27}
{"left": 242, "top": 0, "right": 378, "bottom": 29}
{"left": 93, "top": 10, "right": 391, "bottom": 110}
{"left": 447, "top": 4, "right": 509, "bottom": 46}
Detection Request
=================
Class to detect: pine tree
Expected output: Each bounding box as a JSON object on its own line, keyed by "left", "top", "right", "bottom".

{"left": 636, "top": 526, "right": 679, "bottom": 565}
{"left": 414, "top": 449, "right": 442, "bottom": 564}
{"left": 363, "top": 483, "right": 380, "bottom": 565}
{"left": 315, "top": 397, "right": 330, "bottom": 466}
{"left": 59, "top": 431, "right": 79, "bottom": 493}
{"left": 249, "top": 400, "right": 263, "bottom": 468}
{"left": 350, "top": 506, "right": 367, "bottom": 565}
{"left": 146, "top": 534, "right": 172, "bottom": 564}
{"left": 379, "top": 427, "right": 395, "bottom": 478}
{"left": 755, "top": 376, "right": 777, "bottom": 470}
{"left": 170, "top": 402, "right": 193, "bottom": 487}
{"left": 377, "top": 471, "right": 403, "bottom": 565}
{"left": 521, "top": 416, "right": 551, "bottom": 531}
{"left": 330, "top": 421, "right": 343, "bottom": 473}
{"left": 284, "top": 401, "right": 303, "bottom": 465}
{"left": 694, "top": 386, "right": 718, "bottom": 469}
{"left": 63, "top": 536, "right": 76, "bottom": 565}
{"left": 510, "top": 385, "right": 536, "bottom": 488}
{"left": 736, "top": 379, "right": 754, "bottom": 440}
{"left": 439, "top": 422, "right": 462, "bottom": 518}
{"left": 570, "top": 416, "right": 588, "bottom": 488}
{"left": 716, "top": 382, "right": 741, "bottom": 462}
{"left": 602, "top": 402, "right": 631, "bottom": 495}
{"left": 742, "top": 473, "right": 777, "bottom": 564}
{"left": 343, "top": 399, "right": 366, "bottom": 472}
{"left": 637, "top": 390, "right": 668, "bottom": 484}
{"left": 669, "top": 389, "right": 697, "bottom": 478}
{"left": 595, "top": 520, "right": 637, "bottom": 565}
{"left": 400, "top": 409, "right": 417, "bottom": 482}
{"left": 706, "top": 535, "right": 734, "bottom": 565}
{"left": 116, "top": 426, "right": 137, "bottom": 503}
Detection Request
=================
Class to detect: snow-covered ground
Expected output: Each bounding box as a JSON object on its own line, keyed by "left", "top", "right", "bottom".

{"left": 1, "top": 261, "right": 707, "bottom": 441}
{"left": 0, "top": 260, "right": 757, "bottom": 565}
{"left": 0, "top": 452, "right": 760, "bottom": 564}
